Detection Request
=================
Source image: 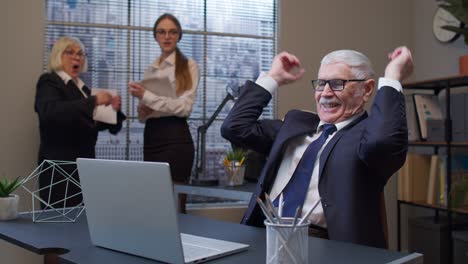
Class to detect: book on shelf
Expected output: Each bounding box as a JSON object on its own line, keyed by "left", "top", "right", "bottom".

{"left": 398, "top": 153, "right": 431, "bottom": 202}
{"left": 426, "top": 155, "right": 439, "bottom": 205}
{"left": 435, "top": 154, "right": 468, "bottom": 208}
{"left": 404, "top": 94, "right": 420, "bottom": 141}
{"left": 413, "top": 94, "right": 443, "bottom": 140}
{"left": 451, "top": 154, "right": 468, "bottom": 209}
{"left": 440, "top": 156, "right": 446, "bottom": 207}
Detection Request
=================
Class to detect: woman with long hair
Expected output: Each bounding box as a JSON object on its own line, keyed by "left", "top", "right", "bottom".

{"left": 129, "top": 13, "right": 199, "bottom": 213}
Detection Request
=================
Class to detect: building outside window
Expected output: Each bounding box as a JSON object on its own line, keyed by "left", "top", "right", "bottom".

{"left": 44, "top": 0, "right": 277, "bottom": 182}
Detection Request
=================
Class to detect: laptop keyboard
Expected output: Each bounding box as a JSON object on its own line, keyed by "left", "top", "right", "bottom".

{"left": 181, "top": 233, "right": 222, "bottom": 261}
{"left": 182, "top": 242, "right": 220, "bottom": 259}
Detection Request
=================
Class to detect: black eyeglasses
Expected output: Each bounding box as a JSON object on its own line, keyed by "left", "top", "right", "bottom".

{"left": 155, "top": 29, "right": 179, "bottom": 37}
{"left": 311, "top": 79, "right": 367, "bottom": 91}
{"left": 63, "top": 50, "right": 85, "bottom": 58}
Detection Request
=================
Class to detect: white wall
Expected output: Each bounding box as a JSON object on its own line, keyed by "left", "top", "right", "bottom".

{"left": 0, "top": 1, "right": 43, "bottom": 263}
{"left": 1, "top": 0, "right": 43, "bottom": 212}
{"left": 278, "top": 0, "right": 413, "bottom": 116}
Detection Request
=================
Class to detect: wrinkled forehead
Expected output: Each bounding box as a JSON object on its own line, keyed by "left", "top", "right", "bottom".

{"left": 317, "top": 62, "right": 353, "bottom": 79}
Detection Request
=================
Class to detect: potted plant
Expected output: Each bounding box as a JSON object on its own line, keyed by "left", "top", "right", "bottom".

{"left": 223, "top": 148, "right": 248, "bottom": 186}
{"left": 0, "top": 176, "right": 23, "bottom": 220}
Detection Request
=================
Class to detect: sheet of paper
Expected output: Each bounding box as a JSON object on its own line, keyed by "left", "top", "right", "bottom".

{"left": 141, "top": 76, "right": 175, "bottom": 97}
{"left": 91, "top": 88, "right": 117, "bottom": 124}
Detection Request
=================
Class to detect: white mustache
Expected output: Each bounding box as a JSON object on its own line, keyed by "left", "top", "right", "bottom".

{"left": 319, "top": 98, "right": 340, "bottom": 105}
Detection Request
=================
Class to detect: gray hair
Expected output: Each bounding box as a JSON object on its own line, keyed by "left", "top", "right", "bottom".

{"left": 47, "top": 36, "right": 88, "bottom": 73}
{"left": 321, "top": 50, "right": 375, "bottom": 79}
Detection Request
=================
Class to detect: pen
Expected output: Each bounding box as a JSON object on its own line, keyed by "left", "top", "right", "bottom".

{"left": 298, "top": 198, "right": 321, "bottom": 225}
{"left": 264, "top": 193, "right": 281, "bottom": 223}
{"left": 256, "top": 197, "right": 275, "bottom": 223}
{"left": 278, "top": 193, "right": 284, "bottom": 218}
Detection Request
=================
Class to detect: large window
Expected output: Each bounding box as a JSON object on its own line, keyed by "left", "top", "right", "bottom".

{"left": 44, "top": 0, "right": 277, "bottom": 180}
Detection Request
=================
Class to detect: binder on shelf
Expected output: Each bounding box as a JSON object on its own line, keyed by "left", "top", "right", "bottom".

{"left": 451, "top": 154, "right": 468, "bottom": 209}
{"left": 413, "top": 94, "right": 443, "bottom": 140}
{"left": 451, "top": 94, "right": 465, "bottom": 142}
{"left": 426, "top": 155, "right": 439, "bottom": 205}
{"left": 465, "top": 94, "right": 468, "bottom": 141}
{"left": 404, "top": 94, "right": 420, "bottom": 141}
{"left": 398, "top": 154, "right": 431, "bottom": 202}
{"left": 439, "top": 157, "right": 447, "bottom": 207}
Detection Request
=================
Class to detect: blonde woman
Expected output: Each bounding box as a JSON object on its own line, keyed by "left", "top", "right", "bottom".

{"left": 35, "top": 36, "right": 126, "bottom": 208}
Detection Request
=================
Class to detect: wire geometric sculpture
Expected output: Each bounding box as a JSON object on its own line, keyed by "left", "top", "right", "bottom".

{"left": 21, "top": 160, "right": 85, "bottom": 222}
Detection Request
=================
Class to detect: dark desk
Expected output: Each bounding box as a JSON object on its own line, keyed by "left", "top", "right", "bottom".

{"left": 174, "top": 182, "right": 256, "bottom": 202}
{"left": 0, "top": 212, "right": 422, "bottom": 264}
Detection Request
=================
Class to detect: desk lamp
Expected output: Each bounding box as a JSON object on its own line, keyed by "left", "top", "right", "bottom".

{"left": 191, "top": 83, "right": 239, "bottom": 186}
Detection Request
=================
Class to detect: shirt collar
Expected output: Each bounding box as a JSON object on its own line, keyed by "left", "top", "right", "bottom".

{"left": 55, "top": 70, "right": 85, "bottom": 89}
{"left": 151, "top": 51, "right": 176, "bottom": 69}
{"left": 317, "top": 111, "right": 365, "bottom": 132}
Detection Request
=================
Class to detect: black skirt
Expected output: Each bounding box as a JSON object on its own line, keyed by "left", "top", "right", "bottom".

{"left": 144, "top": 117, "right": 194, "bottom": 183}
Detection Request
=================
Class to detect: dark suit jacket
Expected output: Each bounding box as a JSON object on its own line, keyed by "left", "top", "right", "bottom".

{"left": 35, "top": 72, "right": 126, "bottom": 162}
{"left": 221, "top": 80, "right": 408, "bottom": 248}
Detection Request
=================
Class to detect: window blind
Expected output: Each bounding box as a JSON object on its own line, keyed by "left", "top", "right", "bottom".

{"left": 44, "top": 0, "right": 277, "bottom": 179}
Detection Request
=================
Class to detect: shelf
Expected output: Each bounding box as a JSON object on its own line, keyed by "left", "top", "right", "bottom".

{"left": 398, "top": 75, "right": 468, "bottom": 262}
{"left": 403, "top": 75, "right": 468, "bottom": 93}
{"left": 409, "top": 141, "right": 468, "bottom": 147}
{"left": 398, "top": 200, "right": 468, "bottom": 215}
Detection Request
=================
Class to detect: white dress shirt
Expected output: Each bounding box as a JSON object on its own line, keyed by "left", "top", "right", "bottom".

{"left": 256, "top": 74, "right": 402, "bottom": 227}
{"left": 140, "top": 51, "right": 200, "bottom": 120}
{"left": 56, "top": 70, "right": 87, "bottom": 97}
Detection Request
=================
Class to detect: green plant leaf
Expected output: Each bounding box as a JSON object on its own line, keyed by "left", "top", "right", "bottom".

{"left": 225, "top": 148, "right": 248, "bottom": 162}
{"left": 0, "top": 176, "right": 23, "bottom": 198}
{"left": 439, "top": 0, "right": 468, "bottom": 24}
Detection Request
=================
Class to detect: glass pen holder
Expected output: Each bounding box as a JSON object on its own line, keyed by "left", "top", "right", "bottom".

{"left": 264, "top": 218, "right": 310, "bottom": 264}
{"left": 223, "top": 162, "right": 246, "bottom": 186}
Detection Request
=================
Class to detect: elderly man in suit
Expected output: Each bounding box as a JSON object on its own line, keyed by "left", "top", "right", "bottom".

{"left": 221, "top": 46, "right": 413, "bottom": 248}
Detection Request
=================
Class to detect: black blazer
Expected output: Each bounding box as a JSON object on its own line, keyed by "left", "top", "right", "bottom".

{"left": 35, "top": 72, "right": 126, "bottom": 162}
{"left": 221, "top": 81, "right": 408, "bottom": 248}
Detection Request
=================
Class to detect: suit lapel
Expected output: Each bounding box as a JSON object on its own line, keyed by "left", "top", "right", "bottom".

{"left": 318, "top": 112, "right": 368, "bottom": 183}
{"left": 66, "top": 80, "right": 88, "bottom": 99}
{"left": 260, "top": 110, "right": 320, "bottom": 197}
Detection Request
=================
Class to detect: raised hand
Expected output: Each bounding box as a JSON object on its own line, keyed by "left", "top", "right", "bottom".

{"left": 384, "top": 46, "right": 414, "bottom": 82}
{"left": 128, "top": 82, "right": 145, "bottom": 99}
{"left": 268, "top": 51, "right": 305, "bottom": 86}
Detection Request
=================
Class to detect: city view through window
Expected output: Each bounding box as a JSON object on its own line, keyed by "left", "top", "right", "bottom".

{"left": 44, "top": 0, "right": 277, "bottom": 181}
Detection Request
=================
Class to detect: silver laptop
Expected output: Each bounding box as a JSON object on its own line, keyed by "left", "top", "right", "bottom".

{"left": 76, "top": 158, "right": 249, "bottom": 264}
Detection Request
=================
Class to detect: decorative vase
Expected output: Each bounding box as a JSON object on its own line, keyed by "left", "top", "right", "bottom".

{"left": 0, "top": 194, "right": 19, "bottom": 220}
{"left": 459, "top": 55, "right": 468, "bottom": 75}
